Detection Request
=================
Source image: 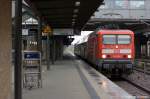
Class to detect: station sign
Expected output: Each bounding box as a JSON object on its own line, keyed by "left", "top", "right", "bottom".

{"left": 42, "top": 25, "right": 52, "bottom": 36}
{"left": 53, "top": 28, "right": 73, "bottom": 35}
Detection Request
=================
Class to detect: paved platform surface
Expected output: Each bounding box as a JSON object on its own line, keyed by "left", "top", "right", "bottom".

{"left": 23, "top": 53, "right": 91, "bottom": 99}
{"left": 23, "top": 48, "right": 134, "bottom": 99}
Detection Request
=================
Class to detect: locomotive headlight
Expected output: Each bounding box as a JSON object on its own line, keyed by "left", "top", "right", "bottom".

{"left": 102, "top": 55, "right": 106, "bottom": 58}
{"left": 128, "top": 55, "right": 132, "bottom": 58}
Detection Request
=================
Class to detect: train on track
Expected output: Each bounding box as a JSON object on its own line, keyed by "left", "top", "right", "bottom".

{"left": 74, "top": 29, "right": 135, "bottom": 77}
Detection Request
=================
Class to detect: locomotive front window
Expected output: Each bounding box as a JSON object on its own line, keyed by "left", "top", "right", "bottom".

{"left": 103, "top": 35, "right": 116, "bottom": 44}
{"left": 118, "top": 35, "right": 131, "bottom": 44}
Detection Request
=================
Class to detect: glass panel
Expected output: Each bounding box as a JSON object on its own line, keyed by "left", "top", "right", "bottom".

{"left": 118, "top": 35, "right": 131, "bottom": 44}
{"left": 103, "top": 35, "right": 116, "bottom": 44}
{"left": 130, "top": 0, "right": 145, "bottom": 9}
{"left": 99, "top": 0, "right": 111, "bottom": 9}
{"left": 115, "top": 0, "right": 129, "bottom": 9}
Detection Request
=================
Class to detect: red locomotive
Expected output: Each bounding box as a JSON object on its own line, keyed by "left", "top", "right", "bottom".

{"left": 75, "top": 29, "right": 135, "bottom": 77}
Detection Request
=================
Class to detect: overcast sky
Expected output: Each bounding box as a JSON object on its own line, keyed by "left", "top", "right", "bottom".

{"left": 71, "top": 31, "right": 93, "bottom": 45}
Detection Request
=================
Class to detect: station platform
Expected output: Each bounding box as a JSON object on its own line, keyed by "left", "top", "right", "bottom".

{"left": 23, "top": 49, "right": 134, "bottom": 99}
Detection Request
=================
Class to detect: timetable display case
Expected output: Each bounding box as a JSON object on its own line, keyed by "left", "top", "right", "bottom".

{"left": 22, "top": 51, "right": 42, "bottom": 89}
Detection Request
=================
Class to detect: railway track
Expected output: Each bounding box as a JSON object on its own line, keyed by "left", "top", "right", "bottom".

{"left": 113, "top": 67, "right": 150, "bottom": 98}
{"left": 76, "top": 56, "right": 150, "bottom": 98}
{"left": 113, "top": 68, "right": 150, "bottom": 98}
{"left": 123, "top": 78, "right": 150, "bottom": 95}
{"left": 134, "top": 67, "right": 150, "bottom": 75}
{"left": 91, "top": 64, "right": 150, "bottom": 98}
{"left": 113, "top": 79, "right": 150, "bottom": 98}
{"left": 102, "top": 66, "right": 150, "bottom": 98}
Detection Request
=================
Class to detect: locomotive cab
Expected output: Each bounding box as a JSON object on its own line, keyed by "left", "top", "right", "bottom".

{"left": 75, "top": 29, "right": 135, "bottom": 77}
{"left": 98, "top": 30, "right": 135, "bottom": 76}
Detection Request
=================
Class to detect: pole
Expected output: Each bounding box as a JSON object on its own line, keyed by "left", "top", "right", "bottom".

{"left": 60, "top": 38, "right": 64, "bottom": 60}
{"left": 47, "top": 35, "right": 50, "bottom": 70}
{"left": 38, "top": 17, "right": 42, "bottom": 52}
{"left": 14, "top": 0, "right": 22, "bottom": 99}
{"left": 52, "top": 36, "right": 55, "bottom": 64}
{"left": 144, "top": 62, "right": 147, "bottom": 79}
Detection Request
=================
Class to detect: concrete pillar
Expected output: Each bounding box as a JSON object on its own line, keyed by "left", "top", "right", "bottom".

{"left": 0, "top": 0, "right": 11, "bottom": 99}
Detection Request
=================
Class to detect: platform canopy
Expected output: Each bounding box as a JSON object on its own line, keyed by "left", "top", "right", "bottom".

{"left": 25, "top": 0, "right": 104, "bottom": 34}
{"left": 12, "top": 0, "right": 37, "bottom": 24}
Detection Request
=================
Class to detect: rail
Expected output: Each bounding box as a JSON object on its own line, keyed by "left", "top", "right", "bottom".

{"left": 134, "top": 59, "right": 150, "bottom": 79}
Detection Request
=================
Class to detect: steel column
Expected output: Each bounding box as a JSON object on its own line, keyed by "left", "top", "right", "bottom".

{"left": 47, "top": 36, "right": 50, "bottom": 70}
{"left": 51, "top": 36, "right": 55, "bottom": 64}
{"left": 14, "top": 0, "right": 22, "bottom": 99}
{"left": 60, "top": 38, "right": 64, "bottom": 60}
{"left": 38, "top": 17, "right": 42, "bottom": 52}
{"left": 55, "top": 39, "right": 58, "bottom": 60}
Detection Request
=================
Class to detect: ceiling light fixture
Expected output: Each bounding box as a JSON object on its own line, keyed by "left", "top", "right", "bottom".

{"left": 74, "top": 9, "right": 79, "bottom": 13}
{"left": 72, "top": 21, "right": 75, "bottom": 24}
{"left": 73, "top": 14, "right": 78, "bottom": 18}
{"left": 75, "top": 1, "right": 80, "bottom": 7}
{"left": 72, "top": 18, "right": 76, "bottom": 21}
